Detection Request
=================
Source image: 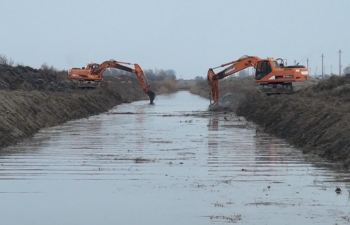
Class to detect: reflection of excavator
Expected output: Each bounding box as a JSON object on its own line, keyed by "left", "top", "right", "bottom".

{"left": 68, "top": 60, "right": 156, "bottom": 103}
{"left": 207, "top": 55, "right": 309, "bottom": 102}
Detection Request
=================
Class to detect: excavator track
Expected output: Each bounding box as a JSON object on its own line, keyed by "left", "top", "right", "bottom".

{"left": 77, "top": 80, "right": 100, "bottom": 89}
{"left": 259, "top": 83, "right": 294, "bottom": 96}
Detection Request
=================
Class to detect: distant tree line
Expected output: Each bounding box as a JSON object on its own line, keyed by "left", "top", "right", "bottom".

{"left": 105, "top": 68, "right": 177, "bottom": 81}
{"left": 193, "top": 69, "right": 250, "bottom": 81}
{"left": 144, "top": 69, "right": 176, "bottom": 81}
{"left": 0, "top": 54, "right": 56, "bottom": 69}
{"left": 238, "top": 69, "right": 249, "bottom": 77}
{"left": 194, "top": 76, "right": 205, "bottom": 81}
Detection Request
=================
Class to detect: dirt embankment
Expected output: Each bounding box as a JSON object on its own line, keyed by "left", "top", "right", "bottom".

{"left": 192, "top": 76, "right": 350, "bottom": 166}
{"left": 0, "top": 65, "right": 171, "bottom": 149}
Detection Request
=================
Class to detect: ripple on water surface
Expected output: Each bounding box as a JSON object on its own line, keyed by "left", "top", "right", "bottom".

{"left": 0, "top": 91, "right": 349, "bottom": 225}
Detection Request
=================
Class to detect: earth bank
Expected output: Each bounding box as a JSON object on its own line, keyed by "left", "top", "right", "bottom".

{"left": 0, "top": 65, "right": 175, "bottom": 149}
{"left": 191, "top": 76, "right": 350, "bottom": 166}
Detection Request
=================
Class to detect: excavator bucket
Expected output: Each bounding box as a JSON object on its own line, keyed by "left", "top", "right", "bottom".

{"left": 147, "top": 90, "right": 156, "bottom": 104}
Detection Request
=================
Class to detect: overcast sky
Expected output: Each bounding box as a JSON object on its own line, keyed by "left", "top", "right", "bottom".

{"left": 0, "top": 0, "right": 349, "bottom": 79}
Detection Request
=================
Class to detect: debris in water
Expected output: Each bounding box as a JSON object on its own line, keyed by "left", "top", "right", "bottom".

{"left": 335, "top": 187, "right": 341, "bottom": 194}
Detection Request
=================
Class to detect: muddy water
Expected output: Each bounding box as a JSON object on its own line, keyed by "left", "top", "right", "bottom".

{"left": 1, "top": 91, "right": 350, "bottom": 225}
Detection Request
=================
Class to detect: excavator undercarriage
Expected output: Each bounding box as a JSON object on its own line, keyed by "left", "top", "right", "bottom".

{"left": 259, "top": 82, "right": 294, "bottom": 96}
{"left": 76, "top": 80, "right": 100, "bottom": 89}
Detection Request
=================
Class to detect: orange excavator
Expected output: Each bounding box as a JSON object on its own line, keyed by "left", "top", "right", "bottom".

{"left": 68, "top": 60, "right": 156, "bottom": 104}
{"left": 207, "top": 55, "right": 309, "bottom": 103}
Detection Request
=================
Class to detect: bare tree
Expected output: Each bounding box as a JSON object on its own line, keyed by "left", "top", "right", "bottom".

{"left": 0, "top": 54, "right": 8, "bottom": 65}
{"left": 8, "top": 57, "right": 14, "bottom": 66}
{"left": 194, "top": 76, "right": 204, "bottom": 81}
{"left": 344, "top": 65, "right": 350, "bottom": 75}
{"left": 0, "top": 54, "right": 14, "bottom": 66}
{"left": 16, "top": 61, "right": 24, "bottom": 66}
{"left": 40, "top": 62, "right": 57, "bottom": 73}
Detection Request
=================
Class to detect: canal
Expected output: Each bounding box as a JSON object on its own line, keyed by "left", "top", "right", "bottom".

{"left": 0, "top": 91, "right": 349, "bottom": 225}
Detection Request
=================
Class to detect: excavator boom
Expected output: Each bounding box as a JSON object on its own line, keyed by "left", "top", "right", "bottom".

{"left": 208, "top": 55, "right": 261, "bottom": 81}
{"left": 207, "top": 56, "right": 260, "bottom": 102}
{"left": 133, "top": 64, "right": 156, "bottom": 103}
{"left": 68, "top": 60, "right": 156, "bottom": 104}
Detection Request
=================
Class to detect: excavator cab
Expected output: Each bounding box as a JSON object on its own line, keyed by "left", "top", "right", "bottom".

{"left": 255, "top": 61, "right": 272, "bottom": 80}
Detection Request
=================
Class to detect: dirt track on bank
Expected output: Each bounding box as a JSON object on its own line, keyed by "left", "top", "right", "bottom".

{"left": 191, "top": 76, "right": 350, "bottom": 166}
{"left": 0, "top": 65, "right": 167, "bottom": 149}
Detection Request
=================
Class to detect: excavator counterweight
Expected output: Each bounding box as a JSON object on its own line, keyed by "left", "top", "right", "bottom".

{"left": 68, "top": 60, "right": 156, "bottom": 104}
{"left": 207, "top": 55, "right": 309, "bottom": 103}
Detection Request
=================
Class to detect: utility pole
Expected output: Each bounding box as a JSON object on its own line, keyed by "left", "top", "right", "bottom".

{"left": 321, "top": 54, "right": 325, "bottom": 79}
{"left": 307, "top": 58, "right": 309, "bottom": 68}
{"left": 338, "top": 49, "right": 343, "bottom": 76}
{"left": 330, "top": 65, "right": 332, "bottom": 75}
{"left": 294, "top": 60, "right": 296, "bottom": 65}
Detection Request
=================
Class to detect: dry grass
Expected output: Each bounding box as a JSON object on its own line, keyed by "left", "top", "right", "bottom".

{"left": 153, "top": 79, "right": 179, "bottom": 94}
{"left": 190, "top": 76, "right": 258, "bottom": 101}
{"left": 190, "top": 80, "right": 210, "bottom": 98}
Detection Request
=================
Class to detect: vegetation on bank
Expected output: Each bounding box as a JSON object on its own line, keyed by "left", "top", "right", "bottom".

{"left": 190, "top": 77, "right": 258, "bottom": 108}
{"left": 153, "top": 79, "right": 179, "bottom": 93}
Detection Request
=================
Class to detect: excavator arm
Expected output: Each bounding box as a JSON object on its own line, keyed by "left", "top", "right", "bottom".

{"left": 92, "top": 60, "right": 156, "bottom": 104}
{"left": 207, "top": 55, "right": 261, "bottom": 103}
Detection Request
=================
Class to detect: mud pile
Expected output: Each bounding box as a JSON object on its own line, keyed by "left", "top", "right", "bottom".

{"left": 0, "top": 66, "right": 72, "bottom": 91}
{"left": 0, "top": 65, "right": 156, "bottom": 149}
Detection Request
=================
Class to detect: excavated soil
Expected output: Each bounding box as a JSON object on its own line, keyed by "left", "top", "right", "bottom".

{"left": 0, "top": 65, "right": 164, "bottom": 149}
{"left": 192, "top": 76, "right": 350, "bottom": 166}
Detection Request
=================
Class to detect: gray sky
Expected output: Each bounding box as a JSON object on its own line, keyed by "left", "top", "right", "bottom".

{"left": 0, "top": 0, "right": 349, "bottom": 79}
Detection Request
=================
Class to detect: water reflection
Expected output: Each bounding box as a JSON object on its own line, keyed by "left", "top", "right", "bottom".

{"left": 207, "top": 115, "right": 219, "bottom": 168}
{"left": 135, "top": 104, "right": 145, "bottom": 152}
{"left": 208, "top": 115, "right": 219, "bottom": 131}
